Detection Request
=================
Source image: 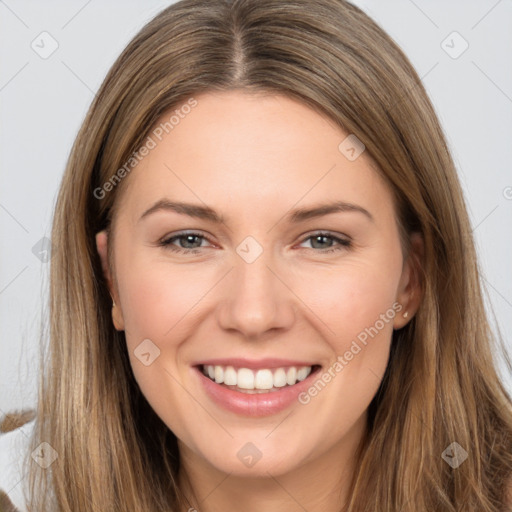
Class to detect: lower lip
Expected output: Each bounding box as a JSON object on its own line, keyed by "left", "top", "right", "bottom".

{"left": 194, "top": 366, "right": 321, "bottom": 417}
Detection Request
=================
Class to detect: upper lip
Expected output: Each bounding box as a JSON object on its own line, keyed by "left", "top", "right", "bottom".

{"left": 194, "top": 358, "right": 319, "bottom": 370}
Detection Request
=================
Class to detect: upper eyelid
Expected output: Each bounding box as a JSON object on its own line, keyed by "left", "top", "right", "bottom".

{"left": 161, "top": 231, "right": 212, "bottom": 245}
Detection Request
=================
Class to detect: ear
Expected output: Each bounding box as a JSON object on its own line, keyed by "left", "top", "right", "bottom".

{"left": 95, "top": 230, "right": 125, "bottom": 331}
{"left": 393, "top": 232, "right": 424, "bottom": 329}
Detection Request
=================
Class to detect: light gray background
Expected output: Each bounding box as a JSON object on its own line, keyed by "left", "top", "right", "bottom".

{"left": 1, "top": 0, "right": 511, "bottom": 415}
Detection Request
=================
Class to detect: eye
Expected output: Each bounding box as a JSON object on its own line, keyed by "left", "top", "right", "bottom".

{"left": 158, "top": 230, "right": 352, "bottom": 255}
{"left": 159, "top": 231, "right": 212, "bottom": 254}
{"left": 298, "top": 232, "right": 352, "bottom": 253}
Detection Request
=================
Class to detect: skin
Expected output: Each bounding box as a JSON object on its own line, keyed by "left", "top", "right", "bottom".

{"left": 96, "top": 90, "right": 422, "bottom": 512}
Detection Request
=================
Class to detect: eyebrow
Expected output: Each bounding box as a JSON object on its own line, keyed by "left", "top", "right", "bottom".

{"left": 138, "top": 199, "right": 374, "bottom": 224}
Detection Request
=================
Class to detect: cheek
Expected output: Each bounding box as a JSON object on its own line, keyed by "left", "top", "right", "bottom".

{"left": 117, "top": 255, "right": 217, "bottom": 345}
{"left": 289, "top": 258, "right": 402, "bottom": 443}
{"left": 114, "top": 254, "right": 216, "bottom": 434}
{"left": 290, "top": 250, "right": 403, "bottom": 412}
{"left": 295, "top": 255, "right": 402, "bottom": 348}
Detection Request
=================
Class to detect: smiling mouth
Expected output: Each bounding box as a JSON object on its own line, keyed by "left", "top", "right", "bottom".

{"left": 199, "top": 364, "right": 322, "bottom": 394}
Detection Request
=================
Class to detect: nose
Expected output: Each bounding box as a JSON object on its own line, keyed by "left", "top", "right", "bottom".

{"left": 217, "top": 251, "right": 296, "bottom": 340}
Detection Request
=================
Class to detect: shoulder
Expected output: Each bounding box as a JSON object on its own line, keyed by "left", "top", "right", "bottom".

{"left": 0, "top": 411, "right": 36, "bottom": 512}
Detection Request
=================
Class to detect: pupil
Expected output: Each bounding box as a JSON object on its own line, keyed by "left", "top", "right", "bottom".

{"left": 313, "top": 235, "right": 330, "bottom": 249}
{"left": 183, "top": 235, "right": 200, "bottom": 248}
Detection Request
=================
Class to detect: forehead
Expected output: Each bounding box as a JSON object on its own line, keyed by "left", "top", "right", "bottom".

{"left": 115, "top": 90, "right": 394, "bottom": 227}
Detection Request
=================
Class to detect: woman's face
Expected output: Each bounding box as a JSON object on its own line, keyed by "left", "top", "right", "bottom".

{"left": 97, "top": 90, "right": 418, "bottom": 479}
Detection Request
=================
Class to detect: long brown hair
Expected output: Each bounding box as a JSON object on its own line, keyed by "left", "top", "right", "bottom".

{"left": 24, "top": 0, "right": 512, "bottom": 510}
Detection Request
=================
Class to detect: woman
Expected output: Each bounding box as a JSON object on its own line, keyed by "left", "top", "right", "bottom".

{"left": 2, "top": 0, "right": 511, "bottom": 510}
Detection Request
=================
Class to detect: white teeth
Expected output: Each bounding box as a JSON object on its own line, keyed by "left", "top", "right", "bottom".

{"left": 237, "top": 368, "right": 255, "bottom": 389}
{"left": 223, "top": 366, "right": 237, "bottom": 386}
{"left": 214, "top": 366, "right": 224, "bottom": 383}
{"left": 297, "top": 367, "right": 310, "bottom": 381}
{"left": 273, "top": 368, "right": 287, "bottom": 387}
{"left": 254, "top": 369, "right": 273, "bottom": 389}
{"left": 286, "top": 367, "right": 297, "bottom": 385}
{"left": 203, "top": 364, "right": 313, "bottom": 390}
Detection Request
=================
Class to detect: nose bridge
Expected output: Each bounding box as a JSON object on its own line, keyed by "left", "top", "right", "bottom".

{"left": 217, "top": 241, "right": 295, "bottom": 338}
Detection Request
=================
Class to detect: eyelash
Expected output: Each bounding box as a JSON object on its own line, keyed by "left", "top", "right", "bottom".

{"left": 158, "top": 231, "right": 352, "bottom": 255}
